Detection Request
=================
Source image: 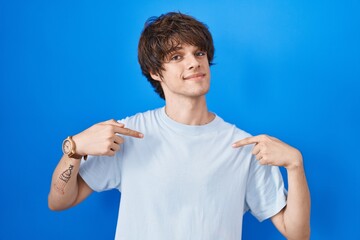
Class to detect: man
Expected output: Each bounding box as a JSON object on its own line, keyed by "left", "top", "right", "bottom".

{"left": 48, "top": 12, "right": 310, "bottom": 239}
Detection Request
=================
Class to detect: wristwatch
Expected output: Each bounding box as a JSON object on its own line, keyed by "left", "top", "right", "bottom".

{"left": 62, "top": 136, "right": 83, "bottom": 159}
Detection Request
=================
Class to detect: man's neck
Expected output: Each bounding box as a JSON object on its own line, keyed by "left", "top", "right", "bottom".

{"left": 164, "top": 96, "right": 214, "bottom": 125}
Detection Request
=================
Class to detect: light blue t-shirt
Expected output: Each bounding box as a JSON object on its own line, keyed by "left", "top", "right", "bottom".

{"left": 79, "top": 107, "right": 287, "bottom": 240}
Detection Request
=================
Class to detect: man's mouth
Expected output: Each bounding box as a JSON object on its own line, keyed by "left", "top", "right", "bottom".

{"left": 183, "top": 73, "right": 206, "bottom": 80}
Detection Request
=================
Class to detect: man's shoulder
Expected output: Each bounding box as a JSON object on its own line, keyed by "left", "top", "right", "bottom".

{"left": 118, "top": 107, "right": 162, "bottom": 126}
{"left": 217, "top": 116, "right": 252, "bottom": 139}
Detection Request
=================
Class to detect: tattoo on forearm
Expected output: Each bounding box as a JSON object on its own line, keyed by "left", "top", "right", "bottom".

{"left": 54, "top": 164, "right": 74, "bottom": 194}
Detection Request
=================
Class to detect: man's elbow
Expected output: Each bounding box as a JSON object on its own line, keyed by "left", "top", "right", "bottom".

{"left": 48, "top": 194, "right": 70, "bottom": 211}
{"left": 48, "top": 198, "right": 62, "bottom": 211}
{"left": 48, "top": 201, "right": 59, "bottom": 211}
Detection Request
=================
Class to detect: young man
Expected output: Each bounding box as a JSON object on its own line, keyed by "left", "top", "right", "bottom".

{"left": 48, "top": 12, "right": 310, "bottom": 239}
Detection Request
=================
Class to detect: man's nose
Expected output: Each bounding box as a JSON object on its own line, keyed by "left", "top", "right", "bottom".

{"left": 186, "top": 55, "right": 200, "bottom": 70}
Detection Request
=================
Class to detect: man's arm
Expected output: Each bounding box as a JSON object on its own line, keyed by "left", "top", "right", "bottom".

{"left": 48, "top": 155, "right": 93, "bottom": 210}
{"left": 233, "top": 135, "right": 310, "bottom": 240}
{"left": 271, "top": 160, "right": 310, "bottom": 240}
{"left": 48, "top": 119, "right": 144, "bottom": 211}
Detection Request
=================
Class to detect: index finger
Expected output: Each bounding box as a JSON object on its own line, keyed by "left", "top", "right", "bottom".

{"left": 232, "top": 136, "right": 261, "bottom": 148}
{"left": 114, "top": 126, "right": 144, "bottom": 138}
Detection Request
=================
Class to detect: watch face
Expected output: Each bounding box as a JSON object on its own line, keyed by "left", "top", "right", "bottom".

{"left": 63, "top": 139, "right": 71, "bottom": 154}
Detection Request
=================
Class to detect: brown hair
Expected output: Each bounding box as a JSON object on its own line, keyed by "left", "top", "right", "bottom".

{"left": 138, "top": 12, "right": 215, "bottom": 99}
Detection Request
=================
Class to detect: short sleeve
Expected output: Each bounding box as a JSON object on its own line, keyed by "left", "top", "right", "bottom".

{"left": 244, "top": 155, "right": 287, "bottom": 222}
{"left": 78, "top": 119, "right": 129, "bottom": 192}
{"left": 79, "top": 150, "right": 123, "bottom": 192}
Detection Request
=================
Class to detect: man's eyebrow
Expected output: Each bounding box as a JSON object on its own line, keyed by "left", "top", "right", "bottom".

{"left": 164, "top": 46, "right": 183, "bottom": 59}
{"left": 169, "top": 46, "right": 183, "bottom": 53}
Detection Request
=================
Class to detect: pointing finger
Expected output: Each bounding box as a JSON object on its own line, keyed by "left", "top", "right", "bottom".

{"left": 114, "top": 126, "right": 144, "bottom": 138}
{"left": 232, "top": 136, "right": 262, "bottom": 148}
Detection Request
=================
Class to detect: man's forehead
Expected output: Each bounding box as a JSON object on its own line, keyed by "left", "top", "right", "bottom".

{"left": 166, "top": 43, "right": 199, "bottom": 53}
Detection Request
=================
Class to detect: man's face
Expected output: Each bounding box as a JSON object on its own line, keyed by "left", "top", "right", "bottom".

{"left": 151, "top": 44, "right": 211, "bottom": 100}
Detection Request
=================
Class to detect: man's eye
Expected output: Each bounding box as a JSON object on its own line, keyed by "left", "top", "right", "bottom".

{"left": 171, "top": 55, "right": 181, "bottom": 61}
{"left": 196, "top": 51, "right": 206, "bottom": 57}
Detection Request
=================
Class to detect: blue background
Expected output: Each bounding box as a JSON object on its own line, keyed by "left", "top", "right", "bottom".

{"left": 1, "top": 0, "right": 359, "bottom": 239}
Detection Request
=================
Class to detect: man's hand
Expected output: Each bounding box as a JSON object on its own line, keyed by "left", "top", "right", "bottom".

{"left": 72, "top": 119, "right": 143, "bottom": 157}
{"left": 232, "top": 134, "right": 303, "bottom": 171}
{"left": 233, "top": 134, "right": 310, "bottom": 238}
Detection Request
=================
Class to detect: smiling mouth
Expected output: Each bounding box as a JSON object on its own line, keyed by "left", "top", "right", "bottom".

{"left": 183, "top": 73, "right": 206, "bottom": 80}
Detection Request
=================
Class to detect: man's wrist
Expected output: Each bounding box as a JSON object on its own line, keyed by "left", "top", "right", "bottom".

{"left": 62, "top": 136, "right": 87, "bottom": 160}
{"left": 285, "top": 150, "right": 304, "bottom": 172}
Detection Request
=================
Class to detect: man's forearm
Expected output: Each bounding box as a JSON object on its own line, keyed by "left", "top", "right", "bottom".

{"left": 48, "top": 155, "right": 81, "bottom": 210}
{"left": 283, "top": 163, "right": 311, "bottom": 239}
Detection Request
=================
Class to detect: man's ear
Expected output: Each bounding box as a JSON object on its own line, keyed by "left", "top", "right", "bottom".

{"left": 150, "top": 72, "right": 162, "bottom": 81}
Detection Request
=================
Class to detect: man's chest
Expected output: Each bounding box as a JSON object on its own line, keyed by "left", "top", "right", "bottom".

{"left": 120, "top": 134, "right": 251, "bottom": 204}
